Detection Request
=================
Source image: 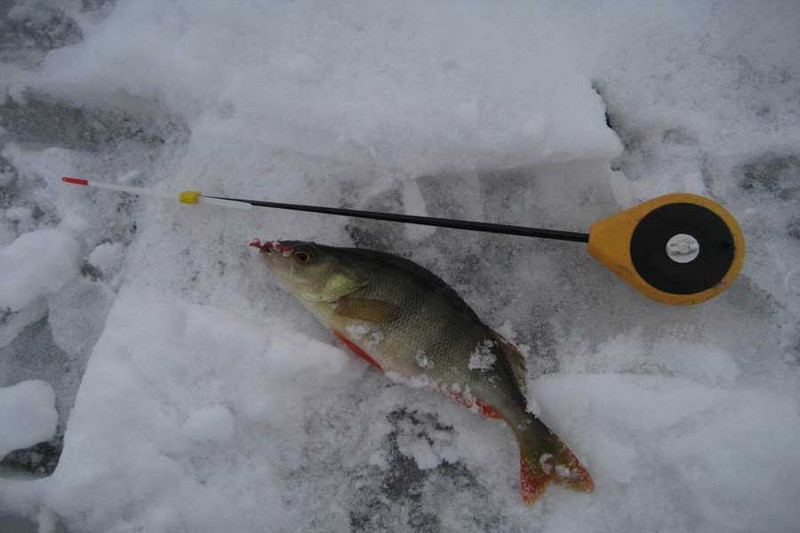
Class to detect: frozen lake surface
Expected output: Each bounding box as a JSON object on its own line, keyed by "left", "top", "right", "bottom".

{"left": 1, "top": 1, "right": 799, "bottom": 531}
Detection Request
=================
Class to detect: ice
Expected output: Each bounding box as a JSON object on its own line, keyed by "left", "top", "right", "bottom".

{"left": 4, "top": 206, "right": 34, "bottom": 231}
{"left": 0, "top": 380, "right": 57, "bottom": 459}
{"left": 47, "top": 278, "right": 113, "bottom": 355}
{"left": 1, "top": 0, "right": 799, "bottom": 531}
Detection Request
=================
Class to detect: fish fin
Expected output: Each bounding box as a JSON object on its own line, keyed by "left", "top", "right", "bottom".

{"left": 323, "top": 274, "right": 365, "bottom": 300}
{"left": 333, "top": 331, "right": 384, "bottom": 370}
{"left": 550, "top": 443, "right": 594, "bottom": 493}
{"left": 520, "top": 452, "right": 551, "bottom": 505}
{"left": 448, "top": 392, "right": 504, "bottom": 420}
{"left": 490, "top": 330, "right": 527, "bottom": 395}
{"left": 305, "top": 274, "right": 364, "bottom": 302}
{"left": 335, "top": 297, "right": 400, "bottom": 323}
{"left": 476, "top": 400, "right": 503, "bottom": 420}
{"left": 516, "top": 414, "right": 594, "bottom": 505}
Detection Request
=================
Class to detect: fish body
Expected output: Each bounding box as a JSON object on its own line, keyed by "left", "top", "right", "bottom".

{"left": 251, "top": 239, "right": 593, "bottom": 504}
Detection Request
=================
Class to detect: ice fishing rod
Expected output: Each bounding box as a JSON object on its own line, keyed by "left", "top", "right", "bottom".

{"left": 62, "top": 176, "right": 744, "bottom": 305}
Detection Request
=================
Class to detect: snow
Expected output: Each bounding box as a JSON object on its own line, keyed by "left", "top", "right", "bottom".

{"left": 86, "top": 241, "right": 124, "bottom": 280}
{"left": 0, "top": 380, "right": 57, "bottom": 460}
{"left": 37, "top": 290, "right": 363, "bottom": 532}
{"left": 0, "top": 228, "right": 80, "bottom": 312}
{"left": 1, "top": 0, "right": 799, "bottom": 532}
{"left": 182, "top": 405, "right": 235, "bottom": 444}
{"left": 414, "top": 350, "right": 433, "bottom": 370}
{"left": 467, "top": 339, "right": 497, "bottom": 371}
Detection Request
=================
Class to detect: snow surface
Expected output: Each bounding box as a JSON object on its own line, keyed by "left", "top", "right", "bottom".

{"left": 1, "top": 0, "right": 800, "bottom": 531}
{"left": 0, "top": 380, "right": 57, "bottom": 460}
{"left": 0, "top": 228, "right": 79, "bottom": 312}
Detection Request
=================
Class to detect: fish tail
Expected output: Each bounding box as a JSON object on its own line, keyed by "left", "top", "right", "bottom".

{"left": 515, "top": 415, "right": 594, "bottom": 505}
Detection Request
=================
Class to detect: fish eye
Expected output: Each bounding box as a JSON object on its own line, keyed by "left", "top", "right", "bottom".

{"left": 294, "top": 251, "right": 312, "bottom": 263}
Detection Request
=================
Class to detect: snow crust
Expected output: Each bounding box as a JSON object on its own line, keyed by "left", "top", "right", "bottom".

{"left": 1, "top": 0, "right": 799, "bottom": 532}
{"left": 36, "top": 290, "right": 370, "bottom": 531}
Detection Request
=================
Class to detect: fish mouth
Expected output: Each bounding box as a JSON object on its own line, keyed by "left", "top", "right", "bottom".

{"left": 249, "top": 239, "right": 293, "bottom": 254}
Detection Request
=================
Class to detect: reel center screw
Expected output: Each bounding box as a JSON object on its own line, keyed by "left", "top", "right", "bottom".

{"left": 666, "top": 233, "right": 700, "bottom": 264}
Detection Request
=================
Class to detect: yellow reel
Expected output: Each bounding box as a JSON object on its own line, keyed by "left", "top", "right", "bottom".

{"left": 587, "top": 194, "right": 745, "bottom": 305}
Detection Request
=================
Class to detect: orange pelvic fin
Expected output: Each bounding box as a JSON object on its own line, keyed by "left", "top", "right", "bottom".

{"left": 333, "top": 331, "right": 383, "bottom": 370}
{"left": 477, "top": 401, "right": 503, "bottom": 420}
{"left": 448, "top": 391, "right": 503, "bottom": 420}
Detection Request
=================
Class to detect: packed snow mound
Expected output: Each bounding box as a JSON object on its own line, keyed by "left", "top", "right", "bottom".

{"left": 44, "top": 290, "right": 365, "bottom": 532}
{"left": 0, "top": 380, "right": 58, "bottom": 460}
{"left": 0, "top": 228, "right": 79, "bottom": 312}
{"left": 38, "top": 0, "right": 622, "bottom": 173}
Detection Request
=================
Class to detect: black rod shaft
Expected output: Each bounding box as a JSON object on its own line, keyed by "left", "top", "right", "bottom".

{"left": 206, "top": 195, "right": 590, "bottom": 243}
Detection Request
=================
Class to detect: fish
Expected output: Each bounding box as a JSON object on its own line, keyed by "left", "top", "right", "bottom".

{"left": 250, "top": 238, "right": 593, "bottom": 504}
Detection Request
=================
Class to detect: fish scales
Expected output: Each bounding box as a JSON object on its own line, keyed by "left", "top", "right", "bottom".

{"left": 297, "top": 246, "right": 519, "bottom": 408}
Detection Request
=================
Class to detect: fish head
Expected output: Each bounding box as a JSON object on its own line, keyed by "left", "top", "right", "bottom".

{"left": 250, "top": 239, "right": 364, "bottom": 302}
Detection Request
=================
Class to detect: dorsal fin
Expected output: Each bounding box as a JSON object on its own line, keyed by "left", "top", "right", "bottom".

{"left": 490, "top": 330, "right": 527, "bottom": 395}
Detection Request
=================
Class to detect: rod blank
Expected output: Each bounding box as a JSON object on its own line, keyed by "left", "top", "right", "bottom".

{"left": 61, "top": 177, "right": 590, "bottom": 243}
{"left": 205, "top": 195, "right": 591, "bottom": 243}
